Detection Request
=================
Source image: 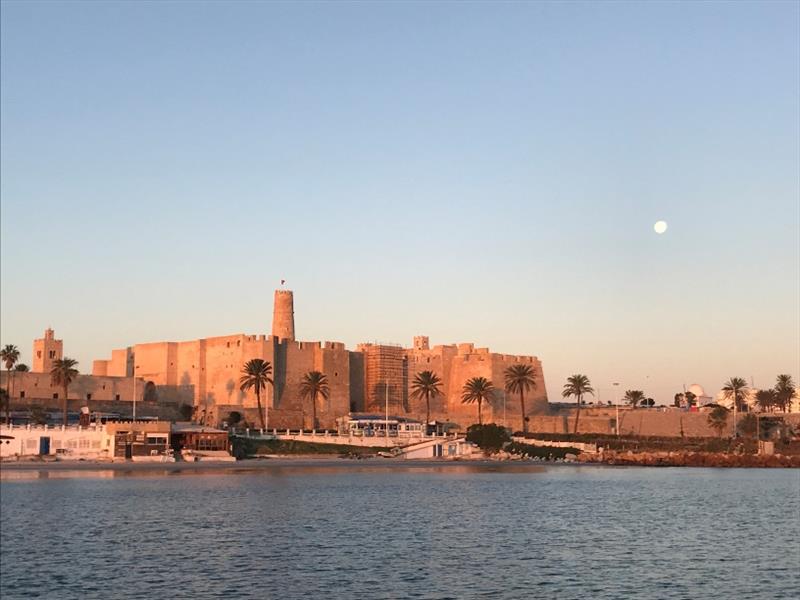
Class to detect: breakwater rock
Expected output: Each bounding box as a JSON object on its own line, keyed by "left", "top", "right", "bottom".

{"left": 581, "top": 450, "right": 800, "bottom": 468}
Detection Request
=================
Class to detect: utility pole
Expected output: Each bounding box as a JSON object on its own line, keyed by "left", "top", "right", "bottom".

{"left": 385, "top": 381, "right": 389, "bottom": 444}
{"left": 132, "top": 352, "right": 136, "bottom": 421}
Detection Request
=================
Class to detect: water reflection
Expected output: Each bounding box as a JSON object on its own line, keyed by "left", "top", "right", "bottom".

{"left": 1, "top": 465, "right": 797, "bottom": 599}
{"left": 0, "top": 460, "right": 551, "bottom": 481}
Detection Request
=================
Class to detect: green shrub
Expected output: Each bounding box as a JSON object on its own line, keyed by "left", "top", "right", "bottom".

{"left": 506, "top": 442, "right": 580, "bottom": 460}
{"left": 738, "top": 414, "right": 757, "bottom": 438}
{"left": 465, "top": 423, "right": 511, "bottom": 454}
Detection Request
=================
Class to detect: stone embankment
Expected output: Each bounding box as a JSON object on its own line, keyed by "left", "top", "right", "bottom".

{"left": 581, "top": 450, "right": 800, "bottom": 468}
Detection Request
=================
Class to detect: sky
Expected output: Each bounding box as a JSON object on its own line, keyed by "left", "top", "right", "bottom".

{"left": 1, "top": 1, "right": 798, "bottom": 404}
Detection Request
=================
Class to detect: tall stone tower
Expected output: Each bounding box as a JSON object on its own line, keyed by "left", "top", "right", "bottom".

{"left": 272, "top": 289, "right": 295, "bottom": 341}
{"left": 33, "top": 328, "right": 63, "bottom": 373}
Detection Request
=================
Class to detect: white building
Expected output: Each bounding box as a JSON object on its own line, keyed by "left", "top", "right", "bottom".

{"left": 0, "top": 424, "right": 110, "bottom": 459}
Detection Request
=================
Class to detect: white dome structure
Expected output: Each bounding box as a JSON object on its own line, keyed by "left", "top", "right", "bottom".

{"left": 688, "top": 384, "right": 705, "bottom": 398}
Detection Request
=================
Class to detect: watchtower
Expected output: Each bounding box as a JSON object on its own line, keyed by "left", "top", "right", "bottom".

{"left": 272, "top": 290, "right": 295, "bottom": 341}
{"left": 413, "top": 336, "right": 430, "bottom": 350}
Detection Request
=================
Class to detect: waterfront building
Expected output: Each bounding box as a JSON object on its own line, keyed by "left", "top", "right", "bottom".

{"left": 170, "top": 422, "right": 232, "bottom": 461}
{"left": 0, "top": 423, "right": 108, "bottom": 460}
{"left": 0, "top": 421, "right": 235, "bottom": 461}
{"left": 105, "top": 421, "right": 172, "bottom": 460}
{"left": 337, "top": 413, "right": 426, "bottom": 437}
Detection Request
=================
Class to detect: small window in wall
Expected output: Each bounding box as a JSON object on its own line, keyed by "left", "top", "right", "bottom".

{"left": 102, "top": 385, "right": 106, "bottom": 390}
{"left": 335, "top": 372, "right": 339, "bottom": 377}
{"left": 53, "top": 393, "right": 59, "bottom": 399}
{"left": 37, "top": 350, "right": 42, "bottom": 359}
{"left": 227, "top": 342, "right": 230, "bottom": 348}
{"left": 20, "top": 391, "right": 25, "bottom": 399}
{"left": 86, "top": 393, "right": 92, "bottom": 401}
{"left": 49, "top": 350, "right": 56, "bottom": 359}
{"left": 115, "top": 394, "right": 120, "bottom": 401}
{"left": 237, "top": 340, "right": 241, "bottom": 347}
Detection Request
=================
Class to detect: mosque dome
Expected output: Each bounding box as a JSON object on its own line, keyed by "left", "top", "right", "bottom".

{"left": 688, "top": 384, "right": 705, "bottom": 398}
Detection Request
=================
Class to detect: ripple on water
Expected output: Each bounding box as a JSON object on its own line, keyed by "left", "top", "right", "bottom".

{"left": 0, "top": 466, "right": 798, "bottom": 599}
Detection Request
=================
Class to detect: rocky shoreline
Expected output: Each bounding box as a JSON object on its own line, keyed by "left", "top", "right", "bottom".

{"left": 580, "top": 449, "right": 800, "bottom": 468}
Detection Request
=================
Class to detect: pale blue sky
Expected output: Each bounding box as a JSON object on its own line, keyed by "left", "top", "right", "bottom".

{"left": 1, "top": 1, "right": 798, "bottom": 403}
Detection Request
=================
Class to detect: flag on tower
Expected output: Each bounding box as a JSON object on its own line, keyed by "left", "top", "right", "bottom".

{"left": 281, "top": 279, "right": 285, "bottom": 286}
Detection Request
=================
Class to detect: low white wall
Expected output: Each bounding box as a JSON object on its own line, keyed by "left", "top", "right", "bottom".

{"left": 0, "top": 424, "right": 111, "bottom": 459}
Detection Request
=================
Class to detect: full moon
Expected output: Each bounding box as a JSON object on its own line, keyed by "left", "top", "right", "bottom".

{"left": 654, "top": 220, "right": 668, "bottom": 234}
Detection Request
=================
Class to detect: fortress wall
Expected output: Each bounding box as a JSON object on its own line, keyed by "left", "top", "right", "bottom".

{"left": 92, "top": 360, "right": 108, "bottom": 376}
{"left": 348, "top": 351, "right": 366, "bottom": 412}
{"left": 237, "top": 335, "right": 272, "bottom": 410}
{"left": 528, "top": 409, "right": 800, "bottom": 438}
{"left": 173, "top": 339, "right": 203, "bottom": 406}
{"left": 398, "top": 344, "right": 548, "bottom": 428}
{"left": 202, "top": 335, "right": 248, "bottom": 410}
{"left": 405, "top": 351, "right": 448, "bottom": 422}
{"left": 1, "top": 371, "right": 143, "bottom": 405}
{"left": 85, "top": 302, "right": 552, "bottom": 431}
{"left": 489, "top": 354, "right": 548, "bottom": 431}
{"left": 313, "top": 344, "right": 351, "bottom": 429}
{"left": 166, "top": 343, "right": 179, "bottom": 386}
{"left": 277, "top": 340, "right": 316, "bottom": 418}
{"left": 108, "top": 349, "right": 130, "bottom": 377}
{"left": 617, "top": 411, "right": 725, "bottom": 437}
{"left": 132, "top": 342, "right": 171, "bottom": 385}
{"left": 446, "top": 353, "right": 499, "bottom": 425}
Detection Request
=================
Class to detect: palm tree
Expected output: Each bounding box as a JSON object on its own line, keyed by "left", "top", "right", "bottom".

{"left": 722, "top": 377, "right": 749, "bottom": 412}
{"left": 299, "top": 371, "right": 330, "bottom": 430}
{"left": 754, "top": 389, "right": 775, "bottom": 413}
{"left": 722, "top": 377, "right": 748, "bottom": 438}
{"left": 50, "top": 358, "right": 79, "bottom": 426}
{"left": 623, "top": 390, "right": 646, "bottom": 409}
{"left": 707, "top": 405, "right": 729, "bottom": 437}
{"left": 774, "top": 374, "right": 796, "bottom": 413}
{"left": 239, "top": 359, "right": 273, "bottom": 431}
{"left": 461, "top": 377, "right": 494, "bottom": 425}
{"left": 504, "top": 364, "right": 536, "bottom": 433}
{"left": 1, "top": 345, "right": 20, "bottom": 425}
{"left": 410, "top": 370, "right": 443, "bottom": 431}
{"left": 562, "top": 374, "right": 594, "bottom": 434}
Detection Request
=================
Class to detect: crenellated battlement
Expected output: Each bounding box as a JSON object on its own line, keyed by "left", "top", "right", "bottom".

{"left": 86, "top": 294, "right": 546, "bottom": 430}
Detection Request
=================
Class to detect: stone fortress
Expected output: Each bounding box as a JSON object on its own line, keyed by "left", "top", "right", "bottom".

{"left": 87, "top": 289, "right": 548, "bottom": 429}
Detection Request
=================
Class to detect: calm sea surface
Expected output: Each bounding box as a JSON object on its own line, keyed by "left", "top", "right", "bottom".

{"left": 1, "top": 463, "right": 798, "bottom": 599}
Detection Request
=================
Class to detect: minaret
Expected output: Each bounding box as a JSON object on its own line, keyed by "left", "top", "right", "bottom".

{"left": 33, "top": 328, "right": 63, "bottom": 373}
{"left": 272, "top": 289, "right": 295, "bottom": 341}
